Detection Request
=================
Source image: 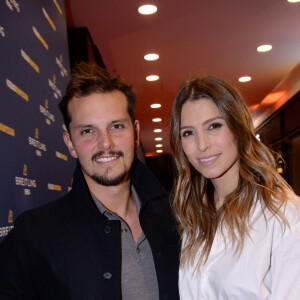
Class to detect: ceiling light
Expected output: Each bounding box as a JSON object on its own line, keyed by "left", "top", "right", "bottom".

{"left": 152, "top": 118, "right": 162, "bottom": 122}
{"left": 156, "top": 149, "right": 163, "bottom": 153}
{"left": 138, "top": 5, "right": 157, "bottom": 15}
{"left": 155, "top": 144, "right": 163, "bottom": 148}
{"left": 154, "top": 129, "right": 162, "bottom": 133}
{"left": 150, "top": 103, "right": 161, "bottom": 108}
{"left": 287, "top": 0, "right": 300, "bottom": 3}
{"left": 155, "top": 137, "right": 162, "bottom": 141}
{"left": 146, "top": 75, "right": 159, "bottom": 81}
{"left": 239, "top": 76, "right": 251, "bottom": 82}
{"left": 257, "top": 45, "right": 272, "bottom": 52}
{"left": 144, "top": 53, "right": 159, "bottom": 61}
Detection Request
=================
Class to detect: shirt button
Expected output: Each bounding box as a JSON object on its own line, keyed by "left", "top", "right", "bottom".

{"left": 104, "top": 225, "right": 111, "bottom": 233}
{"left": 136, "top": 247, "right": 141, "bottom": 254}
{"left": 103, "top": 272, "right": 112, "bottom": 279}
{"left": 121, "top": 228, "right": 127, "bottom": 234}
{"left": 203, "top": 270, "right": 209, "bottom": 276}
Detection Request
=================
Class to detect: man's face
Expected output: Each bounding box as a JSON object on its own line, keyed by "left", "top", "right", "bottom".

{"left": 63, "top": 91, "right": 139, "bottom": 187}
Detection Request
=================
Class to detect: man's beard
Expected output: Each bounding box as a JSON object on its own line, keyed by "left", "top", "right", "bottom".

{"left": 90, "top": 170, "right": 128, "bottom": 186}
{"left": 85, "top": 150, "right": 129, "bottom": 186}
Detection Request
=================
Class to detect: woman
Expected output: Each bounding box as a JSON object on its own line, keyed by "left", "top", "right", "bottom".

{"left": 170, "top": 76, "right": 300, "bottom": 299}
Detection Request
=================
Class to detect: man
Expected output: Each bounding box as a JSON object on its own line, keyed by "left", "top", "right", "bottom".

{"left": 0, "top": 62, "right": 180, "bottom": 299}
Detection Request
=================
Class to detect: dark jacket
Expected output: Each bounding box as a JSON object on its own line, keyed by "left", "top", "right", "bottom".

{"left": 0, "top": 159, "right": 180, "bottom": 300}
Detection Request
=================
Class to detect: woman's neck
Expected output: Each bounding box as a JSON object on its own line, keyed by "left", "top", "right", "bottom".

{"left": 211, "top": 160, "right": 239, "bottom": 210}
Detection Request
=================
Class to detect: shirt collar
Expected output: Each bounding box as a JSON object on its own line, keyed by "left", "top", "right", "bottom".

{"left": 91, "top": 185, "right": 141, "bottom": 216}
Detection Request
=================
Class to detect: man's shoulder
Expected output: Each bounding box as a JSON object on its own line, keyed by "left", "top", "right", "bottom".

{"left": 131, "top": 159, "right": 167, "bottom": 202}
{"left": 15, "top": 192, "right": 76, "bottom": 231}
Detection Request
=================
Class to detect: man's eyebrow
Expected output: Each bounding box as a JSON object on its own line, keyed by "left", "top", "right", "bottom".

{"left": 110, "top": 119, "right": 129, "bottom": 124}
{"left": 74, "top": 124, "right": 94, "bottom": 130}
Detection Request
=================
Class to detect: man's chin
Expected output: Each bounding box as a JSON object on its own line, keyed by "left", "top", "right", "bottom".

{"left": 91, "top": 171, "right": 128, "bottom": 186}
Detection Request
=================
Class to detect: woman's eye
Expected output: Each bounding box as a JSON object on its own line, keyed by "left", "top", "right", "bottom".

{"left": 182, "top": 130, "right": 193, "bottom": 137}
{"left": 208, "top": 123, "right": 222, "bottom": 130}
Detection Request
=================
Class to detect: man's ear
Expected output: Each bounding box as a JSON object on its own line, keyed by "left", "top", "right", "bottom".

{"left": 134, "top": 120, "right": 140, "bottom": 149}
{"left": 63, "top": 131, "right": 78, "bottom": 158}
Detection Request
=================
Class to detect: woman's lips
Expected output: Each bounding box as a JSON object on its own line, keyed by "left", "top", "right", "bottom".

{"left": 198, "top": 153, "right": 221, "bottom": 166}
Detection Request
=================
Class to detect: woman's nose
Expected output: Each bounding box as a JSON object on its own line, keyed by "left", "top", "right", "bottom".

{"left": 197, "top": 131, "right": 211, "bottom": 152}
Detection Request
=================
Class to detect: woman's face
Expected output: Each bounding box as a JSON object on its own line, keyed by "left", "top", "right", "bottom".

{"left": 180, "top": 98, "right": 239, "bottom": 183}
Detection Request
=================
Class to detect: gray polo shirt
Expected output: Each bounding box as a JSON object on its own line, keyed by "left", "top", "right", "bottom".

{"left": 92, "top": 186, "right": 159, "bottom": 300}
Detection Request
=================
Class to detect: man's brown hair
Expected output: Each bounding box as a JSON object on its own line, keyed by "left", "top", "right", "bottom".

{"left": 59, "top": 62, "right": 136, "bottom": 131}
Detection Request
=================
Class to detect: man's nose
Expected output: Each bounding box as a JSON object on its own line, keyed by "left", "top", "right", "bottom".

{"left": 97, "top": 130, "right": 113, "bottom": 150}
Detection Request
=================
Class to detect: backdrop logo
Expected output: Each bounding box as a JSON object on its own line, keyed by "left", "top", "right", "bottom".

{"left": 5, "top": 0, "right": 20, "bottom": 12}
{"left": 56, "top": 55, "right": 68, "bottom": 77}
{"left": 15, "top": 164, "right": 37, "bottom": 195}
{"left": 28, "top": 128, "right": 47, "bottom": 156}
{"left": 48, "top": 183, "right": 62, "bottom": 191}
{"left": 56, "top": 151, "right": 68, "bottom": 161}
{"left": 8, "top": 210, "right": 13, "bottom": 223}
{"left": 21, "top": 49, "right": 40, "bottom": 73}
{"left": 6, "top": 79, "right": 29, "bottom": 101}
{"left": 0, "top": 225, "right": 14, "bottom": 237}
{"left": 0, "top": 26, "right": 5, "bottom": 37}
{"left": 48, "top": 74, "right": 62, "bottom": 99}
{"left": 40, "top": 99, "right": 55, "bottom": 125}
{"left": 32, "top": 26, "right": 48, "bottom": 50}
{"left": 42, "top": 7, "right": 56, "bottom": 31}
{"left": 0, "top": 121, "right": 15, "bottom": 137}
{"left": 53, "top": 0, "right": 62, "bottom": 15}
{"left": 23, "top": 164, "right": 28, "bottom": 176}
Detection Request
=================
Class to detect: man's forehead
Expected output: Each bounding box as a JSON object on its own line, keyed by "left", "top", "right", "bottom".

{"left": 69, "top": 94, "right": 132, "bottom": 124}
{"left": 69, "top": 91, "right": 127, "bottom": 111}
{"left": 71, "top": 90, "right": 126, "bottom": 103}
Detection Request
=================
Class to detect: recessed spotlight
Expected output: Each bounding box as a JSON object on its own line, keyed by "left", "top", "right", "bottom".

{"left": 155, "top": 144, "right": 163, "bottom": 148}
{"left": 154, "top": 129, "right": 162, "bottom": 133}
{"left": 152, "top": 118, "right": 162, "bottom": 122}
{"left": 151, "top": 103, "right": 161, "bottom": 108}
{"left": 138, "top": 4, "right": 157, "bottom": 15}
{"left": 144, "top": 53, "right": 159, "bottom": 61}
{"left": 156, "top": 149, "right": 163, "bottom": 153}
{"left": 239, "top": 76, "right": 251, "bottom": 82}
{"left": 257, "top": 45, "right": 272, "bottom": 52}
{"left": 155, "top": 137, "right": 162, "bottom": 141}
{"left": 146, "top": 75, "right": 159, "bottom": 81}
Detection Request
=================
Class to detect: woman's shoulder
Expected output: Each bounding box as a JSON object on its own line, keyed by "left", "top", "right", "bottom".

{"left": 269, "top": 190, "right": 300, "bottom": 250}
{"left": 284, "top": 190, "right": 300, "bottom": 224}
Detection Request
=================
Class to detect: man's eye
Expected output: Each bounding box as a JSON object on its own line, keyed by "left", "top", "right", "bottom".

{"left": 112, "top": 124, "right": 124, "bottom": 130}
{"left": 81, "top": 129, "right": 92, "bottom": 135}
{"left": 208, "top": 123, "right": 222, "bottom": 130}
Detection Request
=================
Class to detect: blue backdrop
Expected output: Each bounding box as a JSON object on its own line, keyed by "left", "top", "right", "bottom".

{"left": 0, "top": 0, "right": 75, "bottom": 242}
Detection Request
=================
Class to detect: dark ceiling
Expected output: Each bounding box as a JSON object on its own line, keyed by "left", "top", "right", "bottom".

{"left": 65, "top": 0, "right": 300, "bottom": 156}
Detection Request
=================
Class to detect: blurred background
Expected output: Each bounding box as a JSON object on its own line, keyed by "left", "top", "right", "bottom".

{"left": 65, "top": 0, "right": 300, "bottom": 193}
